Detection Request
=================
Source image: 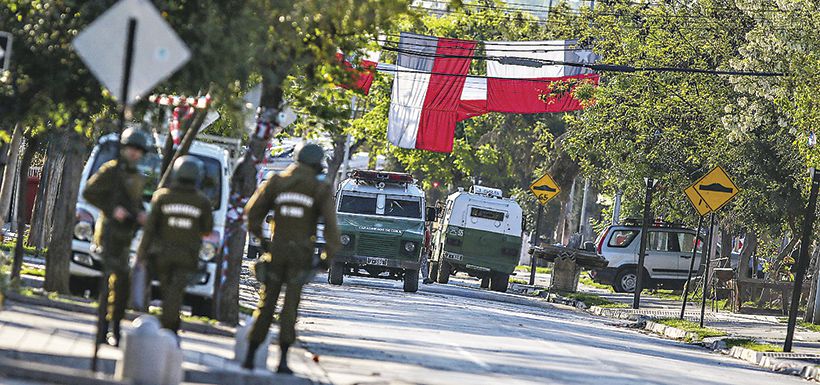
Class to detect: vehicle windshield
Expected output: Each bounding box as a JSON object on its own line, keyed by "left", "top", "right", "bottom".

{"left": 338, "top": 193, "right": 422, "bottom": 219}
{"left": 385, "top": 197, "right": 421, "bottom": 218}
{"left": 87, "top": 141, "right": 222, "bottom": 209}
{"left": 339, "top": 194, "right": 377, "bottom": 215}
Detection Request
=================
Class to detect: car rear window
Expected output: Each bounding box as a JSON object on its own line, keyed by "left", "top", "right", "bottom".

{"left": 608, "top": 230, "right": 639, "bottom": 247}
{"left": 470, "top": 207, "right": 505, "bottom": 221}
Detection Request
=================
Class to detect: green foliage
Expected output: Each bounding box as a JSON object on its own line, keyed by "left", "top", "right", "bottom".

{"left": 655, "top": 318, "right": 727, "bottom": 340}
{"left": 722, "top": 338, "right": 782, "bottom": 352}
{"left": 350, "top": 5, "right": 586, "bottom": 206}
{"left": 560, "top": 291, "right": 625, "bottom": 308}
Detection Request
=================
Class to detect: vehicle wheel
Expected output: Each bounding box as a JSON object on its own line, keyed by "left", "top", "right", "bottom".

{"left": 480, "top": 276, "right": 490, "bottom": 289}
{"left": 328, "top": 262, "right": 344, "bottom": 285}
{"left": 436, "top": 260, "right": 451, "bottom": 284}
{"left": 489, "top": 273, "right": 509, "bottom": 292}
{"left": 428, "top": 261, "right": 439, "bottom": 282}
{"left": 614, "top": 267, "right": 640, "bottom": 293}
{"left": 403, "top": 269, "right": 419, "bottom": 293}
{"left": 189, "top": 296, "right": 213, "bottom": 317}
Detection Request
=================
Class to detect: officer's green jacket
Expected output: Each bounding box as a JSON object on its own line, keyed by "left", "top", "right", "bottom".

{"left": 82, "top": 159, "right": 145, "bottom": 247}
{"left": 140, "top": 184, "right": 214, "bottom": 271}
{"left": 245, "top": 163, "right": 340, "bottom": 262}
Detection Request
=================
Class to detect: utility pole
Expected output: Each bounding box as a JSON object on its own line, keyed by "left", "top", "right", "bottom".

{"left": 785, "top": 165, "right": 820, "bottom": 352}
{"left": 633, "top": 178, "right": 655, "bottom": 309}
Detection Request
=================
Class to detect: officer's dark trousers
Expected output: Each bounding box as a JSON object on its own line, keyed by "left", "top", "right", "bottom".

{"left": 248, "top": 254, "right": 309, "bottom": 347}
{"left": 98, "top": 240, "right": 132, "bottom": 334}
{"left": 159, "top": 269, "right": 191, "bottom": 333}
{"left": 98, "top": 268, "right": 130, "bottom": 331}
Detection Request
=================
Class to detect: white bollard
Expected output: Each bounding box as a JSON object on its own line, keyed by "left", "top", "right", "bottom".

{"left": 234, "top": 315, "right": 273, "bottom": 370}
{"left": 159, "top": 329, "right": 184, "bottom": 385}
{"left": 116, "top": 315, "right": 183, "bottom": 385}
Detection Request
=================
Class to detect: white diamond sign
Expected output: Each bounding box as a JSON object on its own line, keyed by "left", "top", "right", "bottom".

{"left": 72, "top": 0, "right": 190, "bottom": 105}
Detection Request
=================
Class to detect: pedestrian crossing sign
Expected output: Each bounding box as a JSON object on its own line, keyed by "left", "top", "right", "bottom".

{"left": 690, "top": 166, "right": 739, "bottom": 212}
{"left": 530, "top": 173, "right": 560, "bottom": 205}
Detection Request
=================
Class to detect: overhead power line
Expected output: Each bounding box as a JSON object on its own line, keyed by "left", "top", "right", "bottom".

{"left": 380, "top": 45, "right": 783, "bottom": 77}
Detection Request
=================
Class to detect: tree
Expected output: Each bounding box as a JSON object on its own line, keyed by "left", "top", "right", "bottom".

{"left": 215, "top": 0, "right": 412, "bottom": 324}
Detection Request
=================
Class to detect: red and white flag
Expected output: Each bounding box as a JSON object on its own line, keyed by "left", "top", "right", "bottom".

{"left": 336, "top": 52, "right": 378, "bottom": 95}
{"left": 387, "top": 33, "right": 477, "bottom": 153}
{"left": 484, "top": 40, "right": 599, "bottom": 113}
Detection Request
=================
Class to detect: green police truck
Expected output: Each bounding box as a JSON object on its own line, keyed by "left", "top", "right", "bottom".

{"left": 329, "top": 170, "right": 434, "bottom": 293}
{"left": 429, "top": 186, "right": 523, "bottom": 292}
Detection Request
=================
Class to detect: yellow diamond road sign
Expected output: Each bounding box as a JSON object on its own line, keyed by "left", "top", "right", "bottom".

{"left": 692, "top": 166, "right": 739, "bottom": 212}
{"left": 684, "top": 183, "right": 712, "bottom": 217}
{"left": 530, "top": 173, "right": 560, "bottom": 204}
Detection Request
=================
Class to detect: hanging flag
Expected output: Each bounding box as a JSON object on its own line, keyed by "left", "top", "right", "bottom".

{"left": 387, "top": 33, "right": 477, "bottom": 153}
{"left": 336, "top": 52, "right": 378, "bottom": 95}
{"left": 457, "top": 76, "right": 488, "bottom": 121}
{"left": 484, "top": 40, "right": 599, "bottom": 113}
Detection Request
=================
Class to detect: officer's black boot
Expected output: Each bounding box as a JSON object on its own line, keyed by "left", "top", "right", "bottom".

{"left": 242, "top": 341, "right": 260, "bottom": 370}
{"left": 277, "top": 344, "right": 293, "bottom": 374}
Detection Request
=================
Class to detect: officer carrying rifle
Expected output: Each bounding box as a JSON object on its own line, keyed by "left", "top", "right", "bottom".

{"left": 83, "top": 128, "right": 149, "bottom": 367}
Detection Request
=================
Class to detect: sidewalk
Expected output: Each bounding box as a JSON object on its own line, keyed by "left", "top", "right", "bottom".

{"left": 580, "top": 284, "right": 820, "bottom": 354}
{"left": 0, "top": 299, "right": 329, "bottom": 385}
{"left": 507, "top": 269, "right": 820, "bottom": 354}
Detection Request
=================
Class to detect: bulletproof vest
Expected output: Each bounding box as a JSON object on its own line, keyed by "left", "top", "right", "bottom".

{"left": 268, "top": 166, "right": 325, "bottom": 251}
{"left": 150, "top": 186, "right": 212, "bottom": 267}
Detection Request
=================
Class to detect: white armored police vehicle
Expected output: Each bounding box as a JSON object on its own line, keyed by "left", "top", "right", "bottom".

{"left": 70, "top": 132, "right": 232, "bottom": 315}
{"left": 329, "top": 170, "right": 435, "bottom": 292}
{"left": 429, "top": 186, "right": 523, "bottom": 292}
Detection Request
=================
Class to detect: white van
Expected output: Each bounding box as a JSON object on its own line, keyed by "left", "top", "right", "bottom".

{"left": 70, "top": 133, "right": 231, "bottom": 315}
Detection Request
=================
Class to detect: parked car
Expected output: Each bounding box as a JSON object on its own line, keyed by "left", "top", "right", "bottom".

{"left": 591, "top": 220, "right": 703, "bottom": 293}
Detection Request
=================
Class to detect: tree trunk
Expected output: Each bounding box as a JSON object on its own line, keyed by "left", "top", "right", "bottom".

{"left": 0, "top": 123, "right": 23, "bottom": 232}
{"left": 217, "top": 143, "right": 260, "bottom": 325}
{"left": 28, "top": 135, "right": 64, "bottom": 250}
{"left": 805, "top": 243, "right": 820, "bottom": 323}
{"left": 326, "top": 133, "right": 347, "bottom": 188}
{"left": 44, "top": 131, "right": 86, "bottom": 294}
{"left": 11, "top": 136, "right": 40, "bottom": 280}
{"left": 720, "top": 228, "right": 733, "bottom": 266}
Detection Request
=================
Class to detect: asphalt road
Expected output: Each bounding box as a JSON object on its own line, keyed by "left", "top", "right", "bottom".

{"left": 269, "top": 272, "right": 801, "bottom": 385}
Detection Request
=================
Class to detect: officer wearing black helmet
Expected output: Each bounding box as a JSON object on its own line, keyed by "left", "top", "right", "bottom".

{"left": 139, "top": 155, "right": 214, "bottom": 334}
{"left": 83, "top": 127, "right": 150, "bottom": 345}
{"left": 242, "top": 142, "right": 340, "bottom": 373}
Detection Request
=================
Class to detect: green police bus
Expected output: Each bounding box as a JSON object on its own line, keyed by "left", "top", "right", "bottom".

{"left": 429, "top": 186, "right": 523, "bottom": 292}
{"left": 328, "top": 170, "right": 435, "bottom": 292}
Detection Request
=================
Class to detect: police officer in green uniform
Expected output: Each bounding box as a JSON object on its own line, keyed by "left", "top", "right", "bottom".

{"left": 83, "top": 128, "right": 150, "bottom": 346}
{"left": 140, "top": 156, "right": 214, "bottom": 334}
{"left": 242, "top": 143, "right": 340, "bottom": 373}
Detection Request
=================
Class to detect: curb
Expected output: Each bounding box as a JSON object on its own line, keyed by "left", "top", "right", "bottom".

{"left": 643, "top": 320, "right": 699, "bottom": 341}
{"left": 0, "top": 355, "right": 125, "bottom": 385}
{"left": 704, "top": 339, "right": 820, "bottom": 382}
{"left": 5, "top": 292, "right": 236, "bottom": 337}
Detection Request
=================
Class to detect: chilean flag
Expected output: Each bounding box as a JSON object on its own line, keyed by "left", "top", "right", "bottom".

{"left": 483, "top": 40, "right": 599, "bottom": 113}
{"left": 387, "top": 33, "right": 477, "bottom": 153}
{"left": 336, "top": 53, "right": 378, "bottom": 95}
